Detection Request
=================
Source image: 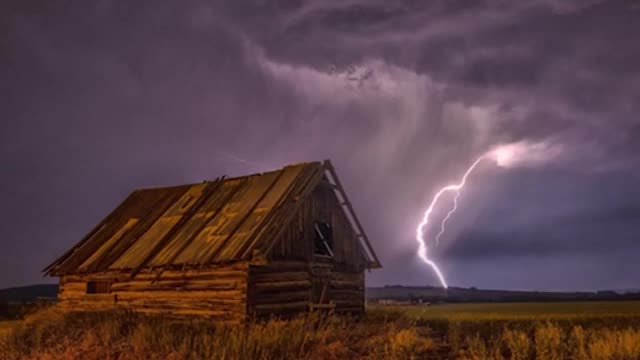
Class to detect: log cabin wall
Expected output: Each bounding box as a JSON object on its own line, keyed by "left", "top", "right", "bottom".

{"left": 309, "top": 262, "right": 365, "bottom": 314}
{"left": 265, "top": 182, "right": 368, "bottom": 316}
{"left": 57, "top": 262, "right": 249, "bottom": 322}
{"left": 247, "top": 261, "right": 311, "bottom": 318}
{"left": 329, "top": 267, "right": 365, "bottom": 314}
{"left": 248, "top": 261, "right": 364, "bottom": 318}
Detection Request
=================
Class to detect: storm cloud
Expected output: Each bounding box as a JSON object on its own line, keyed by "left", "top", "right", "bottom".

{"left": 1, "top": 0, "right": 639, "bottom": 290}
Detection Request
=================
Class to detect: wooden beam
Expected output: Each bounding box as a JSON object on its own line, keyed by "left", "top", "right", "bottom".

{"left": 317, "top": 179, "right": 339, "bottom": 190}
{"left": 322, "top": 160, "right": 381, "bottom": 268}
{"left": 309, "top": 303, "right": 336, "bottom": 310}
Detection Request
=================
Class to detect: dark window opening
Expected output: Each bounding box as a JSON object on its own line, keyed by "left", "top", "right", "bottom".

{"left": 86, "top": 280, "right": 111, "bottom": 294}
{"left": 313, "top": 221, "right": 334, "bottom": 257}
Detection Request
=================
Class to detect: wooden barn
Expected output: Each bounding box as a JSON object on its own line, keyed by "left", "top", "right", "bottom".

{"left": 44, "top": 160, "right": 381, "bottom": 321}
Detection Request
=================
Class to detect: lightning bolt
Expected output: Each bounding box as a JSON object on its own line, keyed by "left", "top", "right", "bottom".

{"left": 434, "top": 191, "right": 461, "bottom": 246}
{"left": 416, "top": 156, "right": 485, "bottom": 288}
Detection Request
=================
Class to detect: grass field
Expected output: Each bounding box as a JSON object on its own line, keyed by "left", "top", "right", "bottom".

{"left": 374, "top": 301, "right": 640, "bottom": 319}
{"left": 1, "top": 301, "right": 640, "bottom": 359}
{"left": 373, "top": 301, "right": 640, "bottom": 359}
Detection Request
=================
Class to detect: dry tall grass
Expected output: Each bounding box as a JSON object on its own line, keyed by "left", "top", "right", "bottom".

{"left": 455, "top": 322, "right": 640, "bottom": 360}
{"left": 2, "top": 304, "right": 640, "bottom": 359}
{"left": 0, "top": 307, "right": 435, "bottom": 360}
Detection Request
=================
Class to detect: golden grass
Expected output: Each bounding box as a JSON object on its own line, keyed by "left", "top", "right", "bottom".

{"left": 371, "top": 301, "right": 640, "bottom": 321}
{"left": 454, "top": 322, "right": 640, "bottom": 360}
{"left": 0, "top": 307, "right": 436, "bottom": 360}
{"left": 2, "top": 302, "right": 640, "bottom": 359}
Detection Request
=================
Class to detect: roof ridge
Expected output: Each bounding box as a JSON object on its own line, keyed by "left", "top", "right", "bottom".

{"left": 125, "top": 161, "right": 324, "bottom": 192}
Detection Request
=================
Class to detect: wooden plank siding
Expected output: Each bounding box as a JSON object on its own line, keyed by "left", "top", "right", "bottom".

{"left": 269, "top": 184, "right": 369, "bottom": 271}
{"left": 248, "top": 261, "right": 311, "bottom": 317}
{"left": 310, "top": 262, "right": 365, "bottom": 314}
{"left": 58, "top": 261, "right": 364, "bottom": 320}
{"left": 58, "top": 263, "right": 249, "bottom": 322}
{"left": 248, "top": 261, "right": 365, "bottom": 318}
{"left": 329, "top": 269, "right": 365, "bottom": 314}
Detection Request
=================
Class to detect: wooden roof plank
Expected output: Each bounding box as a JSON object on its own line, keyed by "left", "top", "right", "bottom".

{"left": 54, "top": 189, "right": 175, "bottom": 275}
{"left": 129, "top": 179, "right": 224, "bottom": 279}
{"left": 109, "top": 184, "right": 208, "bottom": 269}
{"left": 205, "top": 170, "right": 285, "bottom": 263}
{"left": 171, "top": 177, "right": 252, "bottom": 265}
{"left": 44, "top": 161, "right": 378, "bottom": 276}
{"left": 43, "top": 191, "right": 142, "bottom": 274}
{"left": 149, "top": 177, "right": 241, "bottom": 268}
{"left": 88, "top": 187, "right": 188, "bottom": 272}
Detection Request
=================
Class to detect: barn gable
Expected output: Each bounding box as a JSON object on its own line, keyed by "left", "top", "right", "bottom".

{"left": 44, "top": 160, "right": 380, "bottom": 278}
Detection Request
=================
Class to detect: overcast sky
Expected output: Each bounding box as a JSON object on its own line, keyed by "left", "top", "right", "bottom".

{"left": 2, "top": 0, "right": 639, "bottom": 290}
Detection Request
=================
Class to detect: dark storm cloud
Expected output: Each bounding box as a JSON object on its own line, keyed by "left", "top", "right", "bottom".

{"left": 447, "top": 210, "right": 640, "bottom": 259}
{"left": 552, "top": 204, "right": 640, "bottom": 225}
{"left": 232, "top": 0, "right": 640, "bottom": 170}
{"left": 1, "top": 0, "right": 639, "bottom": 289}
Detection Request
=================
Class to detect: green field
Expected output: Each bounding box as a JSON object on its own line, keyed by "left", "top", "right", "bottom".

{"left": 372, "top": 301, "right": 640, "bottom": 320}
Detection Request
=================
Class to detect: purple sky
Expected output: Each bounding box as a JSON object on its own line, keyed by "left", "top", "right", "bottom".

{"left": 2, "top": 0, "right": 640, "bottom": 290}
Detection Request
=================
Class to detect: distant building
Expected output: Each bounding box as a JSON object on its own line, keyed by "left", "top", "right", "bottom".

{"left": 376, "top": 299, "right": 407, "bottom": 305}
{"left": 44, "top": 161, "right": 381, "bottom": 321}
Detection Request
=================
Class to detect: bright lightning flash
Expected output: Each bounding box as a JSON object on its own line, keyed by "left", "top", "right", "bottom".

{"left": 415, "top": 141, "right": 553, "bottom": 288}
{"left": 416, "top": 156, "right": 485, "bottom": 289}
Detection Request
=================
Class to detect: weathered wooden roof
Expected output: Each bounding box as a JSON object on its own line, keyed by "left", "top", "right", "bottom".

{"left": 45, "top": 161, "right": 380, "bottom": 276}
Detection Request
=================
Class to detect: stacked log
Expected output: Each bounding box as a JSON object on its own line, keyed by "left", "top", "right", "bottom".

{"left": 248, "top": 261, "right": 311, "bottom": 317}
{"left": 58, "top": 263, "right": 249, "bottom": 321}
